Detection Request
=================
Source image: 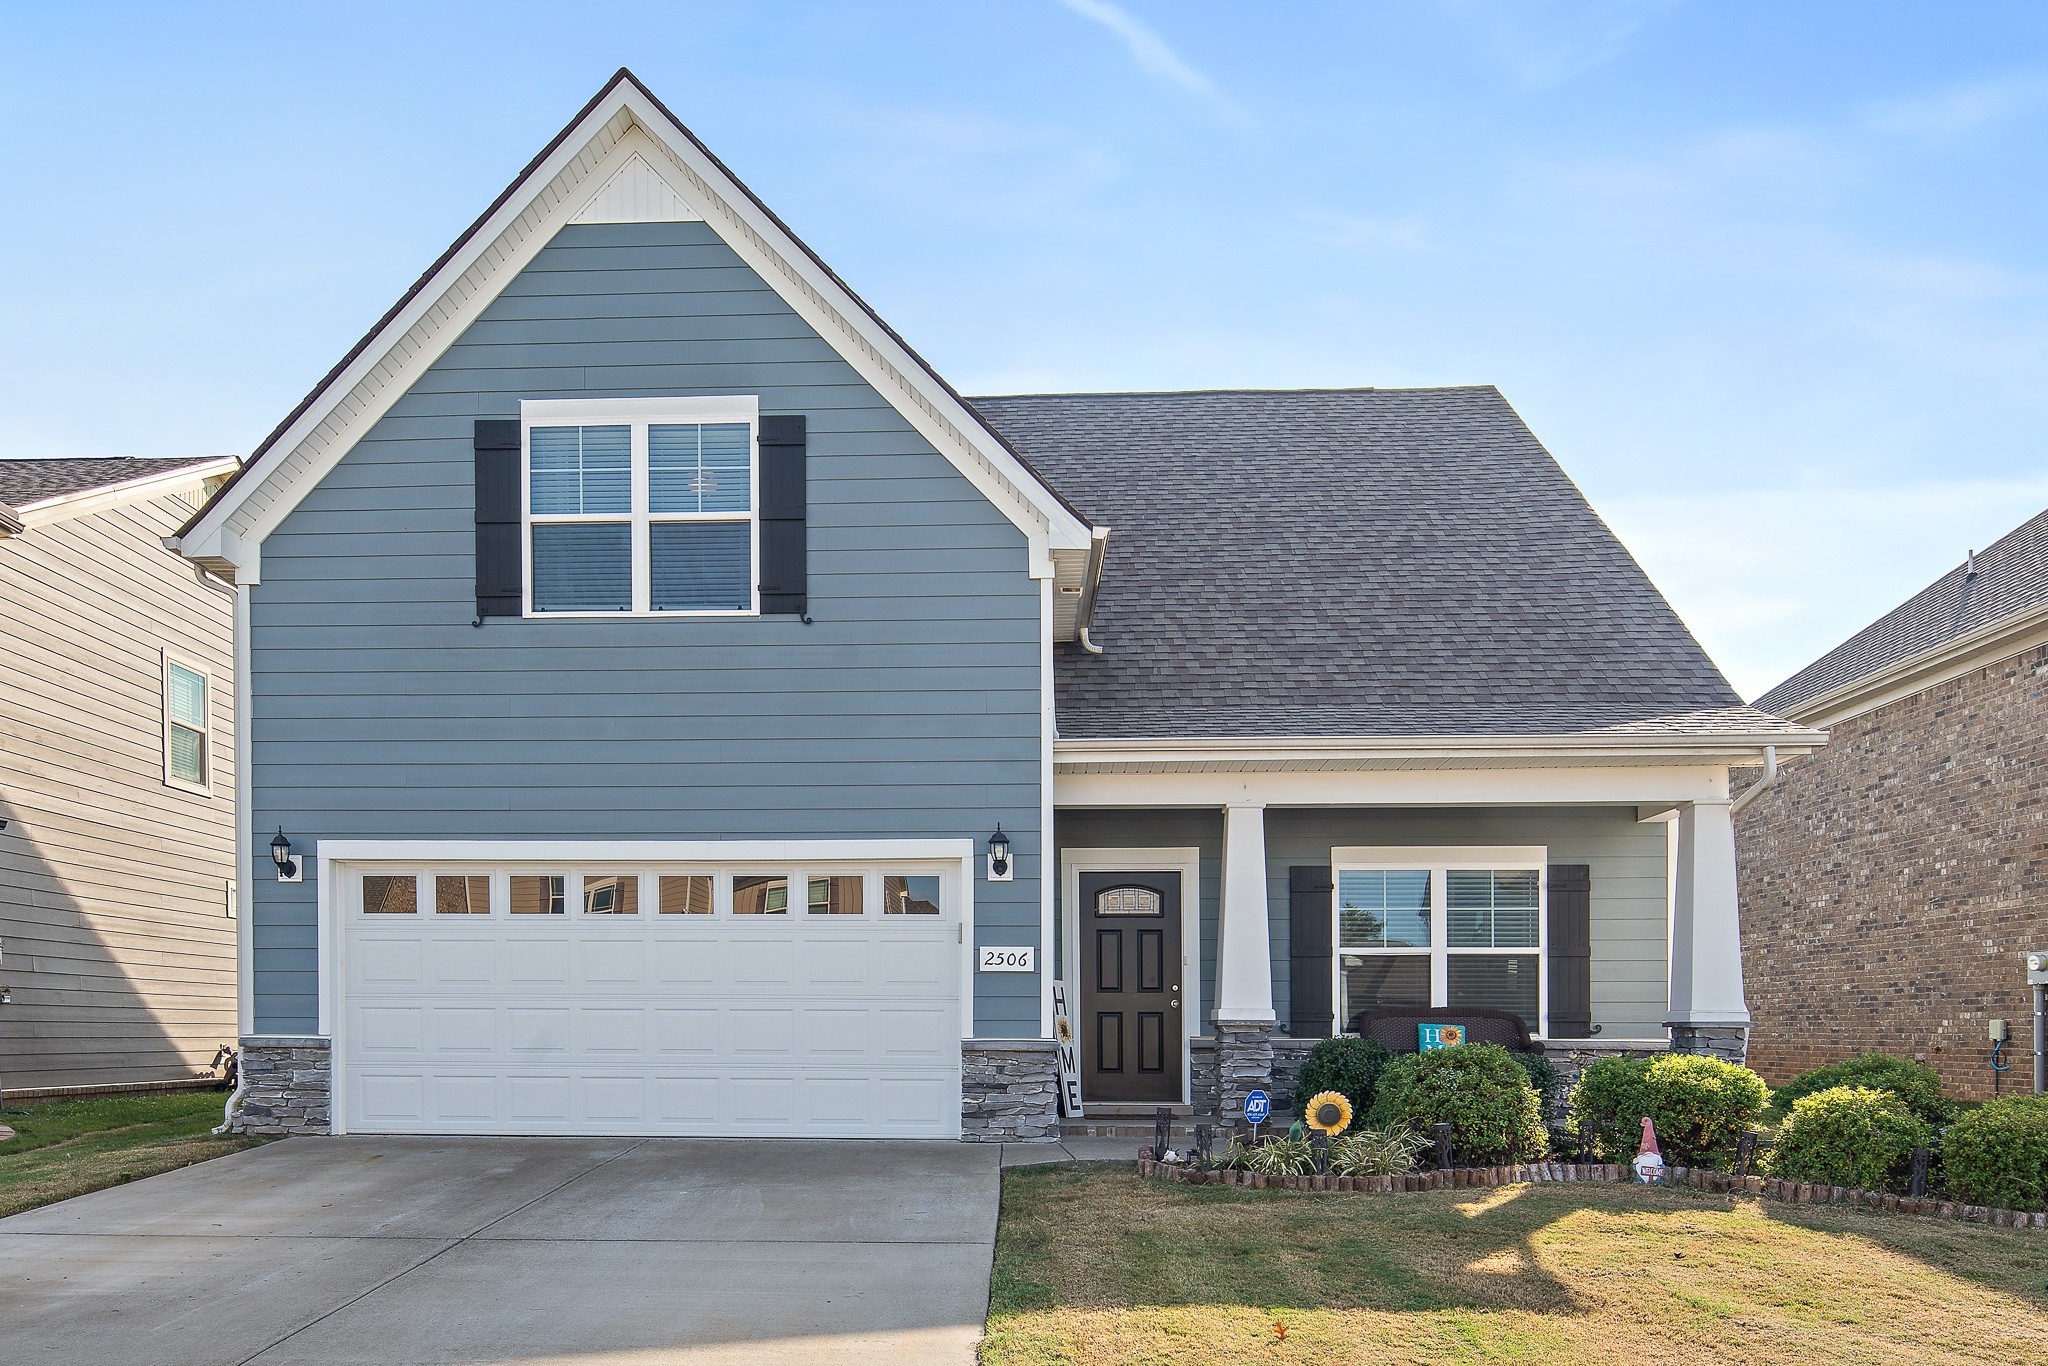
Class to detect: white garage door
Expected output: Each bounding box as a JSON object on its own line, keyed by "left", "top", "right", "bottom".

{"left": 334, "top": 859, "right": 964, "bottom": 1138}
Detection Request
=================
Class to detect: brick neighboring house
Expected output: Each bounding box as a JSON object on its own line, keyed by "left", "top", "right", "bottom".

{"left": 1735, "top": 509, "right": 2048, "bottom": 1099}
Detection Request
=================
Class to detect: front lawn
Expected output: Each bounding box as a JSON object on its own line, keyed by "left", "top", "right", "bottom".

{"left": 0, "top": 1090, "right": 264, "bottom": 1220}
{"left": 985, "top": 1164, "right": 2048, "bottom": 1365}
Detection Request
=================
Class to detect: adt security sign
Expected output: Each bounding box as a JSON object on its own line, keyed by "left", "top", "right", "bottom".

{"left": 1243, "top": 1089, "right": 1271, "bottom": 1126}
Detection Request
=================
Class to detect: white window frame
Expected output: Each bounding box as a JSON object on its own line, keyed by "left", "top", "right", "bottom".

{"left": 520, "top": 395, "right": 762, "bottom": 618}
{"left": 1330, "top": 845, "right": 1548, "bottom": 1038}
{"left": 161, "top": 649, "right": 213, "bottom": 796}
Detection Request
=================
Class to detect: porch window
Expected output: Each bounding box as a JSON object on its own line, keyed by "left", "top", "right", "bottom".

{"left": 1334, "top": 854, "right": 1546, "bottom": 1035}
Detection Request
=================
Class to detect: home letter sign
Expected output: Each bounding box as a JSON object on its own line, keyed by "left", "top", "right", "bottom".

{"left": 1052, "top": 982, "right": 1084, "bottom": 1117}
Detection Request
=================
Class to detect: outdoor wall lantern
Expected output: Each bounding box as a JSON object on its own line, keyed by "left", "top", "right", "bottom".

{"left": 270, "top": 828, "right": 303, "bottom": 883}
{"left": 987, "top": 825, "right": 1013, "bottom": 883}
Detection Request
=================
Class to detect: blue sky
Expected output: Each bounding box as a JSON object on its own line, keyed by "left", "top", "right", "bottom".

{"left": 5, "top": 1, "right": 2046, "bottom": 697}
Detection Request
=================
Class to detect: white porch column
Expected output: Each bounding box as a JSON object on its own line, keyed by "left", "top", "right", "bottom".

{"left": 1215, "top": 803, "right": 1275, "bottom": 1023}
{"left": 1667, "top": 799, "right": 1750, "bottom": 1058}
{"left": 1212, "top": 802, "right": 1276, "bottom": 1118}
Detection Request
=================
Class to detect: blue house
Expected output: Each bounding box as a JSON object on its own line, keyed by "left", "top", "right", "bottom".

{"left": 177, "top": 71, "right": 1820, "bottom": 1140}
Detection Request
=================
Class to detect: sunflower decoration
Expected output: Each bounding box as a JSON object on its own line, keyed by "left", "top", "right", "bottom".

{"left": 1304, "top": 1090, "right": 1353, "bottom": 1136}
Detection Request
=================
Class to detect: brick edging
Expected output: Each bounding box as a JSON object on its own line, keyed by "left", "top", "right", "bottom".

{"left": 1134, "top": 1150, "right": 2048, "bottom": 1228}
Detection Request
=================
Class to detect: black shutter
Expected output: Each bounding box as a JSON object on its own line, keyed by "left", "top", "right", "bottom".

{"left": 474, "top": 419, "right": 522, "bottom": 620}
{"left": 757, "top": 414, "right": 807, "bottom": 616}
{"left": 1547, "top": 863, "right": 1593, "bottom": 1038}
{"left": 1289, "top": 865, "right": 1335, "bottom": 1038}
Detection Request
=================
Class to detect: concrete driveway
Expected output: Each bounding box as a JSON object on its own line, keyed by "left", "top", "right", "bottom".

{"left": 0, "top": 1136, "right": 1002, "bottom": 1365}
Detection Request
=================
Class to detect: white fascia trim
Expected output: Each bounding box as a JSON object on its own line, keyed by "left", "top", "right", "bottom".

{"left": 182, "top": 83, "right": 1089, "bottom": 573}
{"left": 314, "top": 838, "right": 975, "bottom": 863}
{"left": 1778, "top": 602, "right": 2048, "bottom": 729}
{"left": 1053, "top": 732, "right": 1823, "bottom": 769}
{"left": 523, "top": 395, "right": 759, "bottom": 424}
{"left": 1331, "top": 845, "right": 1547, "bottom": 866}
{"left": 21, "top": 456, "right": 239, "bottom": 530}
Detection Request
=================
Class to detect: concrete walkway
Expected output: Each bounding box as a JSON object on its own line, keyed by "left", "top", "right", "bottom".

{"left": 0, "top": 1135, "right": 1002, "bottom": 1365}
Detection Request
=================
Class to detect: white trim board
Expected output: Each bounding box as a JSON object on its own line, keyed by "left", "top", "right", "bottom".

{"left": 1060, "top": 846, "right": 1203, "bottom": 1109}
{"left": 176, "top": 73, "right": 1092, "bottom": 585}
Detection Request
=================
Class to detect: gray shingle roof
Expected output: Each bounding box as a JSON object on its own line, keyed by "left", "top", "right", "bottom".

{"left": 0, "top": 458, "right": 215, "bottom": 507}
{"left": 1755, "top": 506, "right": 2048, "bottom": 717}
{"left": 972, "top": 386, "right": 1747, "bottom": 740}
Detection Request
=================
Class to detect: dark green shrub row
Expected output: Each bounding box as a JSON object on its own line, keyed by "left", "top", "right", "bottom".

{"left": 1942, "top": 1095, "right": 2048, "bottom": 1211}
{"left": 1767, "top": 1052, "right": 1952, "bottom": 1126}
{"left": 1764, "top": 1086, "right": 1931, "bottom": 1190}
{"left": 1367, "top": 1043, "right": 1547, "bottom": 1164}
{"left": 1291, "top": 1036, "right": 1393, "bottom": 1119}
{"left": 1567, "top": 1053, "right": 1770, "bottom": 1168}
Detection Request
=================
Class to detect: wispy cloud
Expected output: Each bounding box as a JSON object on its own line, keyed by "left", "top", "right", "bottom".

{"left": 1056, "top": 0, "right": 1252, "bottom": 127}
{"left": 1859, "top": 70, "right": 2048, "bottom": 137}
{"left": 1435, "top": 0, "right": 1677, "bottom": 89}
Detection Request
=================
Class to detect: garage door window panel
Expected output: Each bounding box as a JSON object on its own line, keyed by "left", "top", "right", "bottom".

{"left": 659, "top": 875, "right": 713, "bottom": 915}
{"left": 511, "top": 875, "right": 568, "bottom": 915}
{"left": 581, "top": 875, "right": 640, "bottom": 916}
{"left": 884, "top": 875, "right": 942, "bottom": 915}
{"left": 435, "top": 875, "right": 492, "bottom": 915}
{"left": 363, "top": 874, "right": 419, "bottom": 915}
{"left": 807, "top": 876, "right": 863, "bottom": 915}
{"left": 734, "top": 875, "right": 790, "bottom": 915}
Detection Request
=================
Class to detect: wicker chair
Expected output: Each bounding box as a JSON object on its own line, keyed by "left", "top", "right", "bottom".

{"left": 1349, "top": 1006, "right": 1538, "bottom": 1055}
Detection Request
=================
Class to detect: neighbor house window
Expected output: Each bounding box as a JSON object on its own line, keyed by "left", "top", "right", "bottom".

{"left": 162, "top": 654, "right": 211, "bottom": 793}
{"left": 523, "top": 398, "right": 758, "bottom": 616}
{"left": 1333, "top": 850, "right": 1546, "bottom": 1036}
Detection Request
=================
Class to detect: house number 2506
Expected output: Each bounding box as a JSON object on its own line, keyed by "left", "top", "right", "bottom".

{"left": 978, "top": 946, "right": 1036, "bottom": 973}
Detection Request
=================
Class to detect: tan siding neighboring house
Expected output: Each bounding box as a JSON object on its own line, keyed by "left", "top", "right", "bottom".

{"left": 0, "top": 459, "right": 240, "bottom": 1092}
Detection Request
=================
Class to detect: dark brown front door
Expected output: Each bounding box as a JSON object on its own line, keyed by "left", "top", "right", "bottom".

{"left": 1079, "top": 870, "right": 1183, "bottom": 1103}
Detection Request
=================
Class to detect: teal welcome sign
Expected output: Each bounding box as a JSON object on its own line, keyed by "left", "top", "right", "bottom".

{"left": 1418, "top": 1023, "right": 1467, "bottom": 1051}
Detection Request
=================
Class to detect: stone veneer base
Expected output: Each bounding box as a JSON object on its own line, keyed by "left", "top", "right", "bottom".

{"left": 1212, "top": 1019, "right": 1276, "bottom": 1123}
{"left": 235, "top": 1035, "right": 332, "bottom": 1136}
{"left": 1668, "top": 1025, "right": 1750, "bottom": 1064}
{"left": 961, "top": 1039, "right": 1060, "bottom": 1142}
{"left": 1135, "top": 1151, "right": 2048, "bottom": 1228}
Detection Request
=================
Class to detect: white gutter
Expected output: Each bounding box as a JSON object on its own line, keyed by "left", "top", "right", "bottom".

{"left": 1729, "top": 744, "right": 1780, "bottom": 815}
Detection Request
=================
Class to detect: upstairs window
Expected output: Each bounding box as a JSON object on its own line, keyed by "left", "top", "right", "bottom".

{"left": 162, "top": 653, "right": 211, "bottom": 794}
{"left": 522, "top": 397, "right": 758, "bottom": 616}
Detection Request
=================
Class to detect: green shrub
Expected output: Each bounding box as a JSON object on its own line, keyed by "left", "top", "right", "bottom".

{"left": 1766, "top": 1052, "right": 1952, "bottom": 1126}
{"left": 1764, "top": 1086, "right": 1931, "bottom": 1191}
{"left": 1941, "top": 1095, "right": 2048, "bottom": 1211}
{"left": 1509, "top": 1050, "right": 1561, "bottom": 1112}
{"left": 1328, "top": 1126, "right": 1426, "bottom": 1177}
{"left": 1367, "top": 1043, "right": 1546, "bottom": 1164}
{"left": 1568, "top": 1053, "right": 1771, "bottom": 1168}
{"left": 1291, "top": 1036, "right": 1394, "bottom": 1119}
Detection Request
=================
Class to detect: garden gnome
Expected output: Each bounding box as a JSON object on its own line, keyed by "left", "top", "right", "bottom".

{"left": 1632, "top": 1116, "right": 1666, "bottom": 1184}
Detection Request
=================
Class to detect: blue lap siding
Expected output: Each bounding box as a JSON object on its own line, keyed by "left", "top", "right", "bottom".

{"left": 248, "top": 220, "right": 1044, "bottom": 1036}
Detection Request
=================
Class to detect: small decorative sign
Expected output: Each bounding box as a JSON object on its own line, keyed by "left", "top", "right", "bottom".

{"left": 1051, "top": 982, "right": 1083, "bottom": 1117}
{"left": 977, "top": 945, "right": 1035, "bottom": 973}
{"left": 1243, "top": 1089, "right": 1271, "bottom": 1126}
{"left": 1418, "top": 1023, "right": 1466, "bottom": 1051}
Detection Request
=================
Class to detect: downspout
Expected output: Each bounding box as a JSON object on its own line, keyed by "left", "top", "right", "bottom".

{"left": 1729, "top": 745, "right": 1779, "bottom": 816}
{"left": 214, "top": 577, "right": 255, "bottom": 1136}
{"left": 1074, "top": 528, "right": 1109, "bottom": 654}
